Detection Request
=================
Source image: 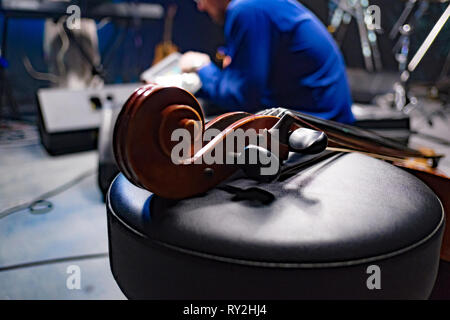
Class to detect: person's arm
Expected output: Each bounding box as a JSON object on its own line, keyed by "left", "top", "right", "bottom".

{"left": 197, "top": 7, "right": 273, "bottom": 111}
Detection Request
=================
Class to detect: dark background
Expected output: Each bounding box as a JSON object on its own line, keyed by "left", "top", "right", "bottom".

{"left": 303, "top": 0, "right": 449, "bottom": 81}
{"left": 0, "top": 0, "right": 448, "bottom": 118}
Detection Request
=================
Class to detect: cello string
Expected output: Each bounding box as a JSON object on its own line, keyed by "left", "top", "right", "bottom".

{"left": 259, "top": 107, "right": 442, "bottom": 160}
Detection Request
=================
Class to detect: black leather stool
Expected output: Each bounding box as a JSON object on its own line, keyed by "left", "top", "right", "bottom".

{"left": 106, "top": 153, "right": 444, "bottom": 299}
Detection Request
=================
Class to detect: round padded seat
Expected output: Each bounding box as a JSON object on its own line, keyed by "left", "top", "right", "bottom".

{"left": 106, "top": 153, "right": 445, "bottom": 299}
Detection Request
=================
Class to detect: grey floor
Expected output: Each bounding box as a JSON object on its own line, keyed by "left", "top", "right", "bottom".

{"left": 0, "top": 144, "right": 126, "bottom": 299}
{"left": 0, "top": 99, "right": 449, "bottom": 300}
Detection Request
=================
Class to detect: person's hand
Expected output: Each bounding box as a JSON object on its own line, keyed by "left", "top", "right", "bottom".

{"left": 222, "top": 55, "right": 232, "bottom": 69}
{"left": 179, "top": 51, "right": 211, "bottom": 73}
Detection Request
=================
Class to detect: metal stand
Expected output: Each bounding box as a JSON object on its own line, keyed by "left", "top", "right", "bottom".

{"left": 391, "top": 2, "right": 450, "bottom": 125}
{"left": 328, "top": 0, "right": 383, "bottom": 72}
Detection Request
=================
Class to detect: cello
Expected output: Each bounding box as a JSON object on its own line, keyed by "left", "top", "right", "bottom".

{"left": 113, "top": 84, "right": 450, "bottom": 260}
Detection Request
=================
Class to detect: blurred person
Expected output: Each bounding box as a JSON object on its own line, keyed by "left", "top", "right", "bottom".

{"left": 179, "top": 0, "right": 354, "bottom": 123}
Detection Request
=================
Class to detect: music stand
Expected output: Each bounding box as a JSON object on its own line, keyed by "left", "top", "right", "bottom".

{"left": 328, "top": 0, "right": 383, "bottom": 72}
{"left": 392, "top": 1, "right": 449, "bottom": 123}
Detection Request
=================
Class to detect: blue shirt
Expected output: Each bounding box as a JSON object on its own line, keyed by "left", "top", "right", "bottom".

{"left": 197, "top": 0, "right": 355, "bottom": 124}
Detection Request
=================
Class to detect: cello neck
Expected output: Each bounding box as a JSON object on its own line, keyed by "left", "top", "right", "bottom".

{"left": 259, "top": 108, "right": 443, "bottom": 165}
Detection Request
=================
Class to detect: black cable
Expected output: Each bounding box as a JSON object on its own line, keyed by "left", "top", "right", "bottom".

{"left": 0, "top": 253, "right": 109, "bottom": 273}
{"left": 102, "top": 20, "right": 130, "bottom": 70}
{"left": 0, "top": 168, "right": 96, "bottom": 220}
{"left": 62, "top": 21, "right": 105, "bottom": 80}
